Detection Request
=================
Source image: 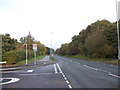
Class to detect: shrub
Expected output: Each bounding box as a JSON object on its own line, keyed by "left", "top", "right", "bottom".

{"left": 5, "top": 50, "right": 26, "bottom": 65}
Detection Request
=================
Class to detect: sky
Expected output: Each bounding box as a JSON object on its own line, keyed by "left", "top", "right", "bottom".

{"left": 0, "top": 0, "right": 119, "bottom": 50}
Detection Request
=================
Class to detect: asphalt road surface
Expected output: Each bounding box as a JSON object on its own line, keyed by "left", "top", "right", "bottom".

{"left": 1, "top": 55, "right": 119, "bottom": 88}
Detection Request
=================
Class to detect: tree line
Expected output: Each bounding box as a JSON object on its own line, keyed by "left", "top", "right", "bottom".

{"left": 56, "top": 19, "right": 120, "bottom": 59}
{"left": 1, "top": 33, "right": 51, "bottom": 65}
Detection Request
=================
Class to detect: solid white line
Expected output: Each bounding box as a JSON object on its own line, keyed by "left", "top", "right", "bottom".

{"left": 27, "top": 70, "right": 33, "bottom": 72}
{"left": 84, "top": 65, "right": 98, "bottom": 70}
{"left": 56, "top": 63, "right": 62, "bottom": 73}
{"left": 0, "top": 78, "right": 20, "bottom": 85}
{"left": 108, "top": 73, "right": 120, "bottom": 78}
{"left": 54, "top": 64, "right": 57, "bottom": 74}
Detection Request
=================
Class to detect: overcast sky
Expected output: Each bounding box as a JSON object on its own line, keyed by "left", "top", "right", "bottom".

{"left": 0, "top": 0, "right": 119, "bottom": 50}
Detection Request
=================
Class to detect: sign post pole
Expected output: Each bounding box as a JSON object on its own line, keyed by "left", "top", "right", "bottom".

{"left": 33, "top": 44, "right": 37, "bottom": 65}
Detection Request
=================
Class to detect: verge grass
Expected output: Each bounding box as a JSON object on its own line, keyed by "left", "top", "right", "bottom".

{"left": 14, "top": 55, "right": 45, "bottom": 65}
{"left": 64, "top": 55, "right": 118, "bottom": 65}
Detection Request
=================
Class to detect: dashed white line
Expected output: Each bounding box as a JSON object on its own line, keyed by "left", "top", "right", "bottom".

{"left": 27, "top": 70, "right": 33, "bottom": 72}
{"left": 108, "top": 73, "right": 120, "bottom": 78}
{"left": 84, "top": 65, "right": 98, "bottom": 70}
{"left": 68, "top": 84, "right": 72, "bottom": 89}
{"left": 98, "top": 69, "right": 109, "bottom": 73}
{"left": 66, "top": 80, "right": 70, "bottom": 84}
{"left": 54, "top": 64, "right": 58, "bottom": 74}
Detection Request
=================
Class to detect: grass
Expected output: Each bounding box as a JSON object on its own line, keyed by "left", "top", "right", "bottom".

{"left": 50, "top": 56, "right": 56, "bottom": 62}
{"left": 14, "top": 55, "right": 45, "bottom": 65}
{"left": 64, "top": 55, "right": 119, "bottom": 65}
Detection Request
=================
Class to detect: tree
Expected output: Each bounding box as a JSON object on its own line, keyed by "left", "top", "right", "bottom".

{"left": 85, "top": 30, "right": 106, "bottom": 55}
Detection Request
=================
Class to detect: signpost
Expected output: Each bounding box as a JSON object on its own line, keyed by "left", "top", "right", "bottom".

{"left": 33, "top": 44, "right": 37, "bottom": 65}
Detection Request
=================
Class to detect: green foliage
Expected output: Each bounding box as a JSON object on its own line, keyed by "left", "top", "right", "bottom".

{"left": 1, "top": 33, "right": 18, "bottom": 61}
{"left": 5, "top": 50, "right": 26, "bottom": 65}
{"left": 56, "top": 19, "right": 119, "bottom": 59}
{"left": 85, "top": 30, "right": 106, "bottom": 54}
{"left": 98, "top": 44, "right": 116, "bottom": 58}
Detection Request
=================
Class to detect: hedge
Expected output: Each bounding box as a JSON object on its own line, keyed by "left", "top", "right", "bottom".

{"left": 4, "top": 50, "right": 34, "bottom": 65}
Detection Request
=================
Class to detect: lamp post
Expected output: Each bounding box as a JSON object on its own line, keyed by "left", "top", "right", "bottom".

{"left": 116, "top": 0, "right": 120, "bottom": 60}
{"left": 51, "top": 32, "right": 53, "bottom": 57}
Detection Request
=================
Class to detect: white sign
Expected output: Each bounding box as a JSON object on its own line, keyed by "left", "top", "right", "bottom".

{"left": 33, "top": 44, "right": 37, "bottom": 51}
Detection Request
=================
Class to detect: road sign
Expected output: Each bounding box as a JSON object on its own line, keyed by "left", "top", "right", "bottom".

{"left": 50, "top": 49, "right": 53, "bottom": 53}
{"left": 33, "top": 44, "right": 37, "bottom": 51}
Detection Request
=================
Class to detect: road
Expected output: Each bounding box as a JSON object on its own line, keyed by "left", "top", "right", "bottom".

{"left": 1, "top": 55, "right": 119, "bottom": 88}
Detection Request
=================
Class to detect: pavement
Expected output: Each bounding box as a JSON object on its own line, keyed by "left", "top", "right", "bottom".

{"left": 1, "top": 55, "right": 119, "bottom": 89}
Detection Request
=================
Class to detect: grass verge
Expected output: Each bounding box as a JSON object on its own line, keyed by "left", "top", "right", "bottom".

{"left": 14, "top": 55, "right": 45, "bottom": 65}
{"left": 50, "top": 56, "right": 56, "bottom": 62}
{"left": 64, "top": 55, "right": 119, "bottom": 65}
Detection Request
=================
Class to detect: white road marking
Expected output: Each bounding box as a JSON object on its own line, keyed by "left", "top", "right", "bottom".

{"left": 64, "top": 77, "right": 67, "bottom": 80}
{"left": 54, "top": 64, "right": 58, "bottom": 74}
{"left": 0, "top": 71, "right": 26, "bottom": 74}
{"left": 98, "top": 69, "right": 110, "bottom": 73}
{"left": 56, "top": 63, "right": 62, "bottom": 73}
{"left": 68, "top": 85, "right": 72, "bottom": 89}
{"left": 66, "top": 80, "right": 70, "bottom": 84}
{"left": 27, "top": 70, "right": 33, "bottom": 72}
{"left": 20, "top": 73, "right": 52, "bottom": 76}
{"left": 0, "top": 78, "right": 20, "bottom": 85}
{"left": 56, "top": 63, "right": 72, "bottom": 89}
{"left": 108, "top": 73, "right": 120, "bottom": 78}
{"left": 0, "top": 61, "right": 6, "bottom": 64}
{"left": 84, "top": 65, "right": 98, "bottom": 70}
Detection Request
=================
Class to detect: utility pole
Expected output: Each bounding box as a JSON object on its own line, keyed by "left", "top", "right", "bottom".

{"left": 116, "top": 0, "right": 120, "bottom": 60}
{"left": 25, "top": 37, "right": 28, "bottom": 65}
{"left": 28, "top": 31, "right": 30, "bottom": 58}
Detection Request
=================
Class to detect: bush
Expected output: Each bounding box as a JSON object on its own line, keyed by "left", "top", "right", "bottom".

{"left": 98, "top": 44, "right": 115, "bottom": 58}
{"left": 5, "top": 50, "right": 26, "bottom": 65}
{"left": 28, "top": 51, "right": 34, "bottom": 59}
{"left": 90, "top": 53, "right": 100, "bottom": 58}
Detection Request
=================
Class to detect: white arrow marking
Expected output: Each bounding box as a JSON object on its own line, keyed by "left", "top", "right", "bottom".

{"left": 0, "top": 78, "right": 20, "bottom": 85}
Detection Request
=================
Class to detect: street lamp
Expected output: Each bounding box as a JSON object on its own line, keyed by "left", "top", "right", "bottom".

{"left": 51, "top": 32, "right": 53, "bottom": 57}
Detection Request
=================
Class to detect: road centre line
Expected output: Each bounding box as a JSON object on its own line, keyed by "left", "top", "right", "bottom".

{"left": 54, "top": 64, "right": 58, "bottom": 74}
{"left": 98, "top": 69, "right": 110, "bottom": 73}
{"left": 56, "top": 63, "right": 73, "bottom": 89}
{"left": 84, "top": 65, "right": 98, "bottom": 70}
